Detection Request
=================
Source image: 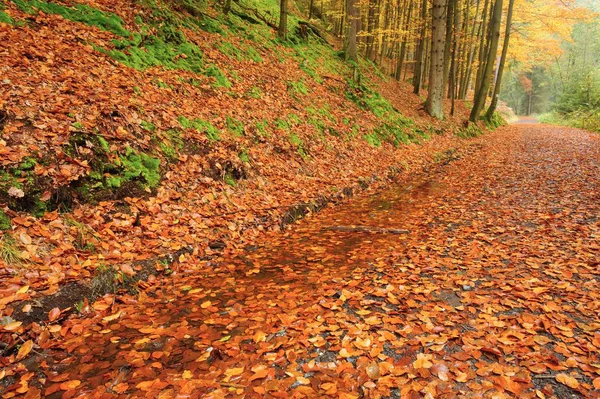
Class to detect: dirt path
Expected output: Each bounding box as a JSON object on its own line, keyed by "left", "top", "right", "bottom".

{"left": 6, "top": 125, "right": 600, "bottom": 398}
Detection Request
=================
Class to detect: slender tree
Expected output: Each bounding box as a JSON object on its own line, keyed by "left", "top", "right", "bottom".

{"left": 413, "top": 0, "right": 428, "bottom": 94}
{"left": 426, "top": 0, "right": 449, "bottom": 118}
{"left": 279, "top": 0, "right": 288, "bottom": 40}
{"left": 470, "top": 0, "right": 503, "bottom": 121}
{"left": 344, "top": 0, "right": 359, "bottom": 63}
{"left": 485, "top": 0, "right": 515, "bottom": 119}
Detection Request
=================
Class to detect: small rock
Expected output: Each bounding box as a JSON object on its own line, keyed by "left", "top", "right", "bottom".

{"left": 462, "top": 285, "right": 473, "bottom": 291}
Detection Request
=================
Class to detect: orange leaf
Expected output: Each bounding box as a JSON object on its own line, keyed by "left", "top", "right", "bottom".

{"left": 249, "top": 368, "right": 270, "bottom": 381}
{"left": 48, "top": 307, "right": 61, "bottom": 322}
{"left": 593, "top": 377, "right": 600, "bottom": 390}
{"left": 16, "top": 340, "right": 33, "bottom": 361}
{"left": 2, "top": 321, "right": 23, "bottom": 331}
{"left": 555, "top": 373, "right": 579, "bottom": 389}
{"left": 59, "top": 380, "right": 81, "bottom": 390}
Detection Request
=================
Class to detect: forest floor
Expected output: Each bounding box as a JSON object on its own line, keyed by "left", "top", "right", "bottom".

{"left": 2, "top": 123, "right": 600, "bottom": 398}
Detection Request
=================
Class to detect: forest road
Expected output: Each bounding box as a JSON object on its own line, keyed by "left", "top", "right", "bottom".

{"left": 19, "top": 124, "right": 600, "bottom": 398}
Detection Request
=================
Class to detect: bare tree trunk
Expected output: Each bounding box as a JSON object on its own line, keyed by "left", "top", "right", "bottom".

{"left": 443, "top": 0, "right": 456, "bottom": 95}
{"left": 395, "top": 0, "right": 412, "bottom": 80}
{"left": 470, "top": 0, "right": 503, "bottom": 122}
{"left": 279, "top": 0, "right": 288, "bottom": 40}
{"left": 344, "top": 0, "right": 359, "bottom": 63}
{"left": 425, "top": 0, "right": 449, "bottom": 119}
{"left": 450, "top": 0, "right": 461, "bottom": 114}
{"left": 460, "top": 0, "right": 482, "bottom": 99}
{"left": 413, "top": 0, "right": 428, "bottom": 94}
{"left": 485, "top": 0, "right": 515, "bottom": 119}
{"left": 474, "top": 0, "right": 491, "bottom": 95}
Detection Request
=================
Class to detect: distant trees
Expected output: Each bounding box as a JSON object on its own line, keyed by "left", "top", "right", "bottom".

{"left": 268, "top": 0, "right": 584, "bottom": 123}
{"left": 312, "top": 0, "right": 517, "bottom": 121}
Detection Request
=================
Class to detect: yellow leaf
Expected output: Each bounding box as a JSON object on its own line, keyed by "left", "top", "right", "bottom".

{"left": 201, "top": 300, "right": 212, "bottom": 309}
{"left": 102, "top": 311, "right": 122, "bottom": 323}
{"left": 413, "top": 353, "right": 433, "bottom": 369}
{"left": 17, "top": 285, "right": 29, "bottom": 294}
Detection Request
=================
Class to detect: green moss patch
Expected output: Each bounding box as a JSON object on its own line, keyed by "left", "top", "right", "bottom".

{"left": 178, "top": 116, "right": 220, "bottom": 141}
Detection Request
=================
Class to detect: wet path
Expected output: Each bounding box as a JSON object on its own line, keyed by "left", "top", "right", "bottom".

{"left": 18, "top": 125, "right": 600, "bottom": 398}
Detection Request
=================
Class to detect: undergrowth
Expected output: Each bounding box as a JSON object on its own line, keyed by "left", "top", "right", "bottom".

{"left": 178, "top": 116, "right": 220, "bottom": 141}
{"left": 345, "top": 81, "right": 420, "bottom": 147}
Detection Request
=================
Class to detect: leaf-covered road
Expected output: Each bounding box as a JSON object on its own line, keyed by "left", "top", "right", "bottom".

{"left": 12, "top": 125, "right": 600, "bottom": 398}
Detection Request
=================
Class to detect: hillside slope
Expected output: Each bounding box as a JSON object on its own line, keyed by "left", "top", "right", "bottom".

{"left": 0, "top": 0, "right": 483, "bottom": 302}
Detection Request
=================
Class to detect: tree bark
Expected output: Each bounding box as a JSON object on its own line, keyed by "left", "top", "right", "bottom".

{"left": 425, "top": 0, "right": 449, "bottom": 119}
{"left": 395, "top": 0, "right": 412, "bottom": 80}
{"left": 278, "top": 0, "right": 288, "bottom": 40}
{"left": 344, "top": 0, "right": 359, "bottom": 63}
{"left": 470, "top": 0, "right": 503, "bottom": 122}
{"left": 413, "top": 0, "right": 428, "bottom": 94}
{"left": 485, "top": 0, "right": 515, "bottom": 119}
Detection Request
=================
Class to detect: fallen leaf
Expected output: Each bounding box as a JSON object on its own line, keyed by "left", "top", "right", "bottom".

{"left": 48, "top": 307, "right": 61, "bottom": 322}
{"left": 555, "top": 373, "right": 579, "bottom": 389}
{"left": 16, "top": 340, "right": 33, "bottom": 361}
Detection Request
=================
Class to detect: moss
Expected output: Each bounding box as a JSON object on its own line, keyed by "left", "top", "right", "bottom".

{"left": 205, "top": 65, "right": 231, "bottom": 88}
{"left": 0, "top": 209, "right": 11, "bottom": 231}
{"left": 223, "top": 172, "right": 237, "bottom": 186}
{"left": 239, "top": 150, "right": 250, "bottom": 163}
{"left": 226, "top": 116, "right": 245, "bottom": 136}
{"left": 346, "top": 81, "right": 419, "bottom": 147}
{"left": 117, "top": 147, "right": 161, "bottom": 188}
{"left": 0, "top": 7, "right": 13, "bottom": 24}
{"left": 12, "top": 0, "right": 130, "bottom": 36}
{"left": 178, "top": 116, "right": 220, "bottom": 141}
{"left": 289, "top": 133, "right": 307, "bottom": 159}
{"left": 245, "top": 86, "right": 262, "bottom": 99}
{"left": 160, "top": 142, "right": 178, "bottom": 162}
{"left": 457, "top": 123, "right": 484, "bottom": 138}
{"left": 287, "top": 79, "right": 308, "bottom": 97}
{"left": 484, "top": 112, "right": 507, "bottom": 130}
{"left": 107, "top": 37, "right": 204, "bottom": 73}
{"left": 140, "top": 120, "right": 156, "bottom": 132}
{"left": 254, "top": 119, "right": 270, "bottom": 137}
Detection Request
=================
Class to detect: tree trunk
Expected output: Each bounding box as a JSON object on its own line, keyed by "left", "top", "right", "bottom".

{"left": 474, "top": 0, "right": 491, "bottom": 96}
{"left": 413, "top": 0, "right": 428, "bottom": 94}
{"left": 278, "top": 0, "right": 288, "bottom": 40}
{"left": 485, "top": 0, "right": 515, "bottom": 119}
{"left": 395, "top": 0, "right": 412, "bottom": 80}
{"left": 450, "top": 0, "right": 461, "bottom": 114}
{"left": 344, "top": 0, "right": 359, "bottom": 63}
{"left": 443, "top": 0, "right": 456, "bottom": 95}
{"left": 470, "top": 0, "right": 503, "bottom": 122}
{"left": 425, "top": 0, "right": 449, "bottom": 119}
